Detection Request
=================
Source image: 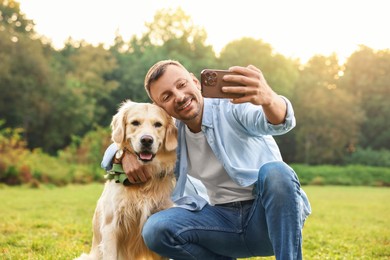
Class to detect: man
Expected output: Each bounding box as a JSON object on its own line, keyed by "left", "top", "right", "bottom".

{"left": 102, "top": 60, "right": 311, "bottom": 260}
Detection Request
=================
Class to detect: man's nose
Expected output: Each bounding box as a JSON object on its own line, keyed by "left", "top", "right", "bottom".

{"left": 174, "top": 91, "right": 186, "bottom": 102}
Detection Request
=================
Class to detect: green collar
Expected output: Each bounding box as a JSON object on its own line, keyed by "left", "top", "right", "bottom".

{"left": 105, "top": 164, "right": 171, "bottom": 186}
{"left": 104, "top": 163, "right": 131, "bottom": 186}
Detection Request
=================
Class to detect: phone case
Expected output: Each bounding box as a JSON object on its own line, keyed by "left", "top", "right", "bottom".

{"left": 200, "top": 69, "right": 244, "bottom": 98}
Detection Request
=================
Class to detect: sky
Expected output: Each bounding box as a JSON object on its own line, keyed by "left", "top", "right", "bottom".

{"left": 17, "top": 0, "right": 390, "bottom": 63}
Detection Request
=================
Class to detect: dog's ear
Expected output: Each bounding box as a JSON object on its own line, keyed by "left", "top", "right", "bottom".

{"left": 164, "top": 117, "right": 178, "bottom": 152}
{"left": 111, "top": 111, "right": 125, "bottom": 144}
{"left": 111, "top": 101, "right": 131, "bottom": 145}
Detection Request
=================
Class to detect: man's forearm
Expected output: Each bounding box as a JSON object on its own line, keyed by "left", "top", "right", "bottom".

{"left": 262, "top": 94, "right": 288, "bottom": 125}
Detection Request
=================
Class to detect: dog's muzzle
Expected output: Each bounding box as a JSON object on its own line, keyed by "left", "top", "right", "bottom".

{"left": 137, "top": 135, "right": 155, "bottom": 162}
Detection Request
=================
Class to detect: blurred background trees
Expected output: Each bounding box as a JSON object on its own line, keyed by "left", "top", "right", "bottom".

{"left": 1, "top": 0, "right": 389, "bottom": 173}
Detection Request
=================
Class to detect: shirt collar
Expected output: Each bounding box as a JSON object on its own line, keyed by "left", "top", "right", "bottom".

{"left": 201, "top": 98, "right": 216, "bottom": 129}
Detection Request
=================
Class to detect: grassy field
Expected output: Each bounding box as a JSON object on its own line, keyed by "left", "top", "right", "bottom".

{"left": 0, "top": 184, "right": 389, "bottom": 259}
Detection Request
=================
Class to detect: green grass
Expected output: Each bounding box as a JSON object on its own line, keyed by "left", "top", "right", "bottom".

{"left": 0, "top": 185, "right": 389, "bottom": 259}
{"left": 0, "top": 184, "right": 103, "bottom": 260}
{"left": 298, "top": 186, "right": 389, "bottom": 259}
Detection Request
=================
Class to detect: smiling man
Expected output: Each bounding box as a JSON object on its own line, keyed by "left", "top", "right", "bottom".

{"left": 102, "top": 60, "right": 311, "bottom": 260}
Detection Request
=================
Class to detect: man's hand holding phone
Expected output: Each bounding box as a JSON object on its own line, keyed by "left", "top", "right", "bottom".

{"left": 201, "top": 65, "right": 288, "bottom": 125}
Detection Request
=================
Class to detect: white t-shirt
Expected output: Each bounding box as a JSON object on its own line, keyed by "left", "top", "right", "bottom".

{"left": 185, "top": 125, "right": 254, "bottom": 205}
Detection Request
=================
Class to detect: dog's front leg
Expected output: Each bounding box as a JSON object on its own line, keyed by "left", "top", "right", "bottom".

{"left": 100, "top": 222, "right": 119, "bottom": 260}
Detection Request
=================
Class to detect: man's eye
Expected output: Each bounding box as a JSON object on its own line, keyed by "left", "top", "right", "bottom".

{"left": 179, "top": 81, "right": 187, "bottom": 88}
{"left": 162, "top": 95, "right": 170, "bottom": 102}
{"left": 154, "top": 122, "right": 162, "bottom": 128}
{"left": 131, "top": 120, "right": 140, "bottom": 126}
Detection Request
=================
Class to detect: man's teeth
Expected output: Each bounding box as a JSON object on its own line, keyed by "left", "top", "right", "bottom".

{"left": 180, "top": 99, "right": 191, "bottom": 110}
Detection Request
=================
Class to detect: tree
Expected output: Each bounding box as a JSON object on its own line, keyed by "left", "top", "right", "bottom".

{"left": 0, "top": 28, "right": 56, "bottom": 148}
{"left": 103, "top": 7, "right": 218, "bottom": 124}
{"left": 341, "top": 46, "right": 390, "bottom": 150}
{"left": 0, "top": 0, "right": 35, "bottom": 35}
{"left": 143, "top": 7, "right": 217, "bottom": 75}
{"left": 293, "top": 54, "right": 364, "bottom": 164}
{"left": 0, "top": 1, "right": 119, "bottom": 153}
{"left": 218, "top": 37, "right": 299, "bottom": 97}
{"left": 60, "top": 41, "right": 119, "bottom": 126}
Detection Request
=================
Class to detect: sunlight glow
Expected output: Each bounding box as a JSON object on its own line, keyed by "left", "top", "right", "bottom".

{"left": 17, "top": 0, "right": 390, "bottom": 64}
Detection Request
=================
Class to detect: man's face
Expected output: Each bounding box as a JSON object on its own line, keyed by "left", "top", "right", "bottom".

{"left": 149, "top": 65, "right": 204, "bottom": 124}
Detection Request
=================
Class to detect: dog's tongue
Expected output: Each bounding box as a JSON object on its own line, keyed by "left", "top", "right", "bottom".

{"left": 140, "top": 152, "right": 153, "bottom": 160}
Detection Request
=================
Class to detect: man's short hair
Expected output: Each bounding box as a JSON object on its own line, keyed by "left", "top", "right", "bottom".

{"left": 144, "top": 60, "right": 186, "bottom": 101}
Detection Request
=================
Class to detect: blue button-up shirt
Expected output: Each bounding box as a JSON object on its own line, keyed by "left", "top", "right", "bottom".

{"left": 170, "top": 97, "right": 296, "bottom": 209}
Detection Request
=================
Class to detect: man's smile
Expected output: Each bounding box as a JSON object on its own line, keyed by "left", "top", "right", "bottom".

{"left": 177, "top": 98, "right": 193, "bottom": 111}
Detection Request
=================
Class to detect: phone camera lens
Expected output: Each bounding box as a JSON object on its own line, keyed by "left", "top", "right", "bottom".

{"left": 205, "top": 71, "right": 217, "bottom": 86}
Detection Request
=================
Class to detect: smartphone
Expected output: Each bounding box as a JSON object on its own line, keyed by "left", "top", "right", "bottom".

{"left": 200, "top": 69, "right": 245, "bottom": 99}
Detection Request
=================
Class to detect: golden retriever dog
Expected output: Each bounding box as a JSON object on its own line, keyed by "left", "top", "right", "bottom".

{"left": 76, "top": 100, "right": 177, "bottom": 260}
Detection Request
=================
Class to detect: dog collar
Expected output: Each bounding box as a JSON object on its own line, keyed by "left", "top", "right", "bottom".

{"left": 105, "top": 163, "right": 131, "bottom": 186}
{"left": 105, "top": 163, "right": 171, "bottom": 186}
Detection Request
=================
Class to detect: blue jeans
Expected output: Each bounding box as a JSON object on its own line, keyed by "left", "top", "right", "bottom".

{"left": 142, "top": 161, "right": 310, "bottom": 260}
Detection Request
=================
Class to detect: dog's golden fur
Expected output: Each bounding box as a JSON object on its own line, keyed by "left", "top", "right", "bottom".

{"left": 76, "top": 100, "right": 177, "bottom": 260}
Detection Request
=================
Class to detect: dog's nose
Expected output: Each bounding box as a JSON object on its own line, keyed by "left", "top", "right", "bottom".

{"left": 140, "top": 135, "right": 154, "bottom": 147}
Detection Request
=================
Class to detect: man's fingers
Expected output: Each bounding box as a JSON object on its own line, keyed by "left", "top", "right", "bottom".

{"left": 137, "top": 169, "right": 149, "bottom": 182}
{"left": 127, "top": 176, "right": 138, "bottom": 183}
{"left": 126, "top": 167, "right": 151, "bottom": 183}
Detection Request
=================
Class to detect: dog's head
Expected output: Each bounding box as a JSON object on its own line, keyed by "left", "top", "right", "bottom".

{"left": 110, "top": 100, "right": 178, "bottom": 163}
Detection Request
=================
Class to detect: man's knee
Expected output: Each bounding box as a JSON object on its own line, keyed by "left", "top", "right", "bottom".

{"left": 259, "top": 161, "right": 296, "bottom": 180}
{"left": 142, "top": 213, "right": 169, "bottom": 252}
{"left": 258, "top": 161, "right": 299, "bottom": 193}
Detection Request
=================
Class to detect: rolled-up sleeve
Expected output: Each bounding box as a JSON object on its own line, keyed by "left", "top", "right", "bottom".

{"left": 266, "top": 95, "right": 296, "bottom": 134}
{"left": 101, "top": 143, "right": 118, "bottom": 171}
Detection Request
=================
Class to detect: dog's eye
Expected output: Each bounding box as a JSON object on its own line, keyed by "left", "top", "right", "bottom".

{"left": 154, "top": 122, "right": 162, "bottom": 128}
{"left": 131, "top": 120, "right": 140, "bottom": 126}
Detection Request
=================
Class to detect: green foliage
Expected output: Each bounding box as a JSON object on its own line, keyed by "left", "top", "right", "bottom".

{"left": 0, "top": 28, "right": 54, "bottom": 150}
{"left": 59, "top": 128, "right": 109, "bottom": 165}
{"left": 0, "top": 1, "right": 119, "bottom": 153}
{"left": 292, "top": 164, "right": 390, "bottom": 186}
{"left": 1, "top": 147, "right": 104, "bottom": 187}
{"left": 292, "top": 54, "right": 364, "bottom": 164}
{"left": 0, "top": 120, "right": 107, "bottom": 186}
{"left": 0, "top": 0, "right": 35, "bottom": 35}
{"left": 345, "top": 147, "right": 390, "bottom": 167}
{"left": 0, "top": 185, "right": 388, "bottom": 259}
{"left": 218, "top": 37, "right": 299, "bottom": 97}
{"left": 341, "top": 46, "right": 390, "bottom": 150}
{"left": 60, "top": 43, "right": 119, "bottom": 127}
{"left": 0, "top": 120, "right": 29, "bottom": 185}
{"left": 107, "top": 7, "right": 217, "bottom": 104}
{"left": 0, "top": 3, "right": 389, "bottom": 165}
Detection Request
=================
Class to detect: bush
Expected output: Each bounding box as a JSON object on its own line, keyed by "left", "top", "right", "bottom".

{"left": 292, "top": 164, "right": 390, "bottom": 187}
{"left": 0, "top": 122, "right": 30, "bottom": 185}
{"left": 58, "top": 126, "right": 111, "bottom": 167}
{"left": 2, "top": 122, "right": 389, "bottom": 188}
{"left": 345, "top": 148, "right": 390, "bottom": 167}
{"left": 0, "top": 123, "right": 107, "bottom": 187}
